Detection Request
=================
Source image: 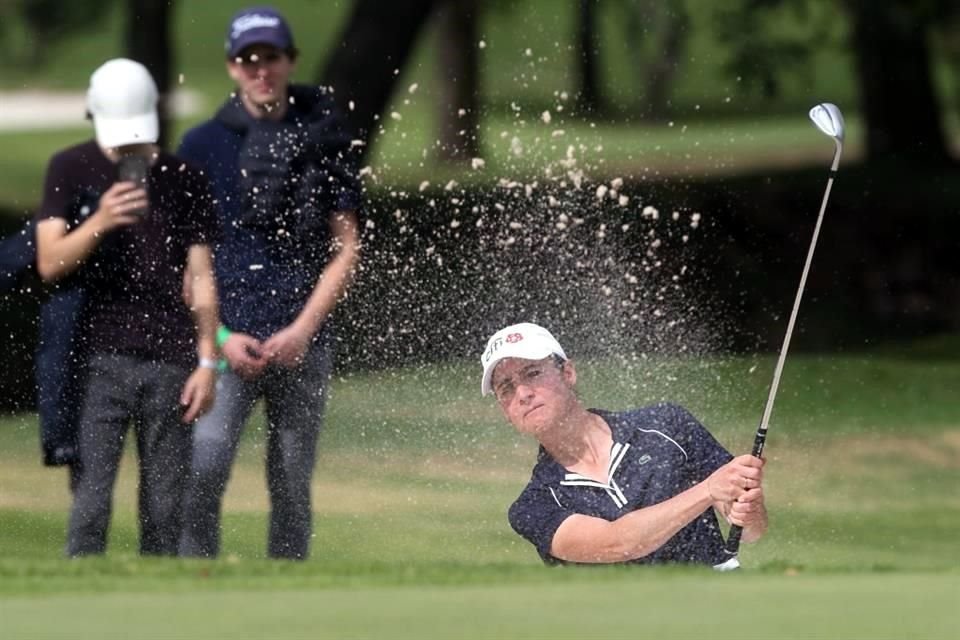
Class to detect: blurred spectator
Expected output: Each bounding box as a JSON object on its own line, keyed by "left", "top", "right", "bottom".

{"left": 177, "top": 6, "right": 361, "bottom": 560}
{"left": 0, "top": 221, "right": 84, "bottom": 468}
{"left": 34, "top": 58, "right": 220, "bottom": 557}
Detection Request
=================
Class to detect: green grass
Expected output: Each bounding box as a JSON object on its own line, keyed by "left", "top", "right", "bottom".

{"left": 2, "top": 574, "right": 957, "bottom": 639}
{"left": 1, "top": 345, "right": 959, "bottom": 637}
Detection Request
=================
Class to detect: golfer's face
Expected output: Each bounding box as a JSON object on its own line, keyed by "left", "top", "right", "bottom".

{"left": 228, "top": 45, "right": 295, "bottom": 106}
{"left": 492, "top": 357, "right": 575, "bottom": 435}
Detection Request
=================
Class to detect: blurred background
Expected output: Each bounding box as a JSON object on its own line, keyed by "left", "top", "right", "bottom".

{"left": 1, "top": 0, "right": 959, "bottom": 409}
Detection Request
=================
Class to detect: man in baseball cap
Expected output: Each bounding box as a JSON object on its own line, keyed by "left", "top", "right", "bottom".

{"left": 481, "top": 322, "right": 768, "bottom": 568}
{"left": 177, "top": 5, "right": 361, "bottom": 561}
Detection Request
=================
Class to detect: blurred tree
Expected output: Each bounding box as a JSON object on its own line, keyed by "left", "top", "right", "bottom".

{"left": 620, "top": 0, "right": 690, "bottom": 120}
{"left": 713, "top": 0, "right": 813, "bottom": 101}
{"left": 717, "top": 0, "right": 956, "bottom": 166}
{"left": 125, "top": 0, "right": 176, "bottom": 149}
{"left": 934, "top": 11, "right": 960, "bottom": 122}
{"left": 4, "top": 0, "right": 115, "bottom": 66}
{"left": 574, "top": 0, "right": 606, "bottom": 115}
{"left": 434, "top": 0, "right": 482, "bottom": 161}
{"left": 0, "top": 0, "right": 174, "bottom": 148}
{"left": 844, "top": 0, "right": 952, "bottom": 165}
{"left": 317, "top": 0, "right": 441, "bottom": 162}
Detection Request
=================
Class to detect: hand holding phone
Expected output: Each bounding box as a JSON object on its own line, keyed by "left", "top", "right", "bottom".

{"left": 116, "top": 155, "right": 150, "bottom": 217}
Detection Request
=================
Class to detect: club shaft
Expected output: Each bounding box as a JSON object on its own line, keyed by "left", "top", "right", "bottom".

{"left": 720, "top": 144, "right": 841, "bottom": 565}
{"left": 758, "top": 170, "right": 835, "bottom": 437}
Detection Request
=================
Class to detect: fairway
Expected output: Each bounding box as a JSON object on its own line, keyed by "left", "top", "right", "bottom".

{"left": 2, "top": 350, "right": 959, "bottom": 638}
{"left": 2, "top": 574, "right": 957, "bottom": 639}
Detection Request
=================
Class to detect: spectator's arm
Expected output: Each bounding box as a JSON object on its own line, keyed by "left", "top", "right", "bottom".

{"left": 294, "top": 209, "right": 361, "bottom": 336}
{"left": 185, "top": 244, "right": 219, "bottom": 362}
{"left": 35, "top": 182, "right": 144, "bottom": 282}
{"left": 178, "top": 243, "right": 219, "bottom": 423}
{"left": 261, "top": 209, "right": 360, "bottom": 367}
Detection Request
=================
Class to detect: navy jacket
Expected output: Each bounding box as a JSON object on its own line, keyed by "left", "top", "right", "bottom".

{"left": 0, "top": 220, "right": 84, "bottom": 466}
{"left": 0, "top": 221, "right": 35, "bottom": 292}
{"left": 177, "top": 85, "right": 362, "bottom": 339}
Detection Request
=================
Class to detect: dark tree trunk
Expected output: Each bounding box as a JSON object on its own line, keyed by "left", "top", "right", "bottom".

{"left": 846, "top": 0, "right": 950, "bottom": 165}
{"left": 125, "top": 0, "right": 175, "bottom": 149}
{"left": 642, "top": 1, "right": 688, "bottom": 121}
{"left": 574, "top": 0, "right": 605, "bottom": 115}
{"left": 317, "top": 0, "right": 440, "bottom": 161}
{"left": 434, "top": 0, "right": 481, "bottom": 162}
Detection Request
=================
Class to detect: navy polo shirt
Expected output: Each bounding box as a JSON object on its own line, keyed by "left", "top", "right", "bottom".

{"left": 508, "top": 403, "right": 733, "bottom": 566}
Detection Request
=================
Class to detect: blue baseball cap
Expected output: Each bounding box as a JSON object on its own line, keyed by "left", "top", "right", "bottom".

{"left": 225, "top": 6, "right": 295, "bottom": 59}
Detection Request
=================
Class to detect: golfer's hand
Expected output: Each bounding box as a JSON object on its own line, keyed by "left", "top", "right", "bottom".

{"left": 180, "top": 367, "right": 216, "bottom": 423}
{"left": 262, "top": 323, "right": 312, "bottom": 368}
{"left": 707, "top": 455, "right": 764, "bottom": 503}
{"left": 93, "top": 182, "right": 147, "bottom": 231}
{"left": 728, "top": 486, "right": 765, "bottom": 525}
{"left": 222, "top": 332, "right": 268, "bottom": 379}
{"left": 729, "top": 486, "right": 768, "bottom": 543}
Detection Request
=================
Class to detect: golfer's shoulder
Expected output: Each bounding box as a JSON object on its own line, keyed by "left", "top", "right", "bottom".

{"left": 619, "top": 402, "right": 696, "bottom": 425}
{"left": 616, "top": 403, "right": 709, "bottom": 444}
{"left": 515, "top": 448, "right": 564, "bottom": 494}
{"left": 508, "top": 466, "right": 557, "bottom": 518}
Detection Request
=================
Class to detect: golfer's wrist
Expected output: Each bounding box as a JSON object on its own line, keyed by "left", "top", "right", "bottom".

{"left": 704, "top": 476, "right": 718, "bottom": 503}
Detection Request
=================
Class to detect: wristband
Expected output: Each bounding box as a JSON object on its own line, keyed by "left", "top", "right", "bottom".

{"left": 216, "top": 325, "right": 233, "bottom": 349}
{"left": 198, "top": 357, "right": 218, "bottom": 370}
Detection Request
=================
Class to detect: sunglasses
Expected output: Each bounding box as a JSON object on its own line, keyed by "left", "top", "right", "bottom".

{"left": 233, "top": 50, "right": 285, "bottom": 66}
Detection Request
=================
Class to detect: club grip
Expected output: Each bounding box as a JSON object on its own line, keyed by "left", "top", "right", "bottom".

{"left": 724, "top": 524, "right": 744, "bottom": 557}
{"left": 723, "top": 427, "right": 767, "bottom": 561}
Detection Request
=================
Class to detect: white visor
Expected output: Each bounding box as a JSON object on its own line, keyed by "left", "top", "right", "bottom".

{"left": 480, "top": 322, "right": 567, "bottom": 396}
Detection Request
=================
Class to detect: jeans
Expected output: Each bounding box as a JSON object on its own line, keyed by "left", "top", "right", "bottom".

{"left": 179, "top": 340, "right": 331, "bottom": 559}
{"left": 66, "top": 354, "right": 191, "bottom": 557}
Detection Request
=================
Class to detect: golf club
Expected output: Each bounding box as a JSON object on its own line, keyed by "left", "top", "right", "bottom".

{"left": 714, "top": 102, "right": 845, "bottom": 572}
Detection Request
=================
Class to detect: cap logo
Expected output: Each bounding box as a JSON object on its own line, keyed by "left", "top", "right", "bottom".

{"left": 231, "top": 14, "right": 281, "bottom": 38}
{"left": 506, "top": 333, "right": 523, "bottom": 343}
{"left": 482, "top": 337, "right": 503, "bottom": 365}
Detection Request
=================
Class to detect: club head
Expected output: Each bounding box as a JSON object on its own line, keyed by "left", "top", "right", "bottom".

{"left": 809, "top": 103, "right": 844, "bottom": 143}
{"left": 713, "top": 556, "right": 741, "bottom": 572}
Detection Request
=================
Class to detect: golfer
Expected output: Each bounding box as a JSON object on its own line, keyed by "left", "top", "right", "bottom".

{"left": 481, "top": 323, "right": 767, "bottom": 566}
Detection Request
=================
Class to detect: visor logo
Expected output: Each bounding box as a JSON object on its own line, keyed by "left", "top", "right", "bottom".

{"left": 506, "top": 333, "right": 523, "bottom": 343}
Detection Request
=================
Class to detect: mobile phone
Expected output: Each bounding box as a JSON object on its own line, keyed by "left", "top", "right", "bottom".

{"left": 116, "top": 155, "right": 150, "bottom": 217}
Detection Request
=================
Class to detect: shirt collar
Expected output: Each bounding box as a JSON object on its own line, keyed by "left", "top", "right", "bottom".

{"left": 532, "top": 408, "right": 630, "bottom": 483}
